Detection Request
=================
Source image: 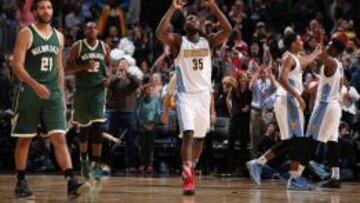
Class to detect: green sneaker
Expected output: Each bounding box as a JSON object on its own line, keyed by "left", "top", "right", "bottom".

{"left": 81, "top": 160, "right": 92, "bottom": 180}
{"left": 93, "top": 163, "right": 102, "bottom": 181}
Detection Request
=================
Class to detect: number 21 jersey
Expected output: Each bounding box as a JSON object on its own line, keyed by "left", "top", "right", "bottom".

{"left": 25, "top": 24, "right": 61, "bottom": 83}
{"left": 174, "top": 36, "right": 212, "bottom": 93}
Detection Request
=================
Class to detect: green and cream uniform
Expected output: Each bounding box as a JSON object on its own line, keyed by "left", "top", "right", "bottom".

{"left": 72, "top": 39, "right": 107, "bottom": 126}
{"left": 12, "top": 24, "right": 66, "bottom": 137}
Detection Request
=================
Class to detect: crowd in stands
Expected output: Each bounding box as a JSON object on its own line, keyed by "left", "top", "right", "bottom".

{"left": 0, "top": 0, "right": 360, "bottom": 180}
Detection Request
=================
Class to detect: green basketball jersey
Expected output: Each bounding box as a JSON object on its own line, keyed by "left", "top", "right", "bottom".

{"left": 25, "top": 24, "right": 61, "bottom": 83}
{"left": 75, "top": 39, "right": 107, "bottom": 88}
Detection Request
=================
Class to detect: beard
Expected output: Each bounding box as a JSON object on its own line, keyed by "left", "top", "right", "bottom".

{"left": 37, "top": 14, "right": 52, "bottom": 24}
{"left": 86, "top": 33, "right": 98, "bottom": 41}
{"left": 185, "top": 25, "right": 200, "bottom": 35}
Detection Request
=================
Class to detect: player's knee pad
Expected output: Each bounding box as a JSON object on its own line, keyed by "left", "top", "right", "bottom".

{"left": 90, "top": 122, "right": 105, "bottom": 144}
{"left": 79, "top": 127, "right": 90, "bottom": 143}
{"left": 327, "top": 141, "right": 340, "bottom": 167}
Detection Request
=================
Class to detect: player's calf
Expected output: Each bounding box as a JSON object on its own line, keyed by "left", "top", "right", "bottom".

{"left": 90, "top": 123, "right": 104, "bottom": 181}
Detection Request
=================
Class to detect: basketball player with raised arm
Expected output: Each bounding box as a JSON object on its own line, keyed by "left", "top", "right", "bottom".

{"left": 247, "top": 32, "right": 322, "bottom": 190}
{"left": 156, "top": 0, "right": 231, "bottom": 195}
{"left": 305, "top": 37, "right": 346, "bottom": 188}
{"left": 11, "top": 0, "right": 90, "bottom": 199}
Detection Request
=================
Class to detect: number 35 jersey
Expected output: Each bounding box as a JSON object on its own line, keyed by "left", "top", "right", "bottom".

{"left": 174, "top": 36, "right": 212, "bottom": 93}
{"left": 25, "top": 24, "right": 61, "bottom": 83}
{"left": 75, "top": 39, "right": 107, "bottom": 88}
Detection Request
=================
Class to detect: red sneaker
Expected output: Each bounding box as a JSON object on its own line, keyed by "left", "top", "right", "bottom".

{"left": 182, "top": 162, "right": 195, "bottom": 196}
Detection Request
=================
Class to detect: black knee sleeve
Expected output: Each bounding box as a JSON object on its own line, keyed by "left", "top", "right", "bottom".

{"left": 79, "top": 127, "right": 90, "bottom": 143}
{"left": 271, "top": 139, "right": 291, "bottom": 157}
{"left": 90, "top": 122, "right": 104, "bottom": 144}
{"left": 304, "top": 137, "right": 318, "bottom": 163}
{"left": 327, "top": 141, "right": 340, "bottom": 167}
{"left": 289, "top": 137, "right": 305, "bottom": 164}
{"left": 298, "top": 137, "right": 310, "bottom": 165}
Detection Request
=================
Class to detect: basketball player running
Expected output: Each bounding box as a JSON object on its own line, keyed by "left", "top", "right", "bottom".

{"left": 12, "top": 0, "right": 90, "bottom": 199}
{"left": 161, "top": 74, "right": 216, "bottom": 154}
{"left": 305, "top": 38, "right": 345, "bottom": 188}
{"left": 66, "top": 22, "right": 111, "bottom": 181}
{"left": 156, "top": 0, "right": 231, "bottom": 195}
{"left": 247, "top": 32, "right": 322, "bottom": 190}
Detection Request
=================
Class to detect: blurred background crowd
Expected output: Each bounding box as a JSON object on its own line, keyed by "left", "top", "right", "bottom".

{"left": 0, "top": 0, "right": 360, "bottom": 180}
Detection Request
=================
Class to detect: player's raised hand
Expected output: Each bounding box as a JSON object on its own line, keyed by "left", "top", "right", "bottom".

{"left": 314, "top": 28, "right": 324, "bottom": 44}
{"left": 314, "top": 44, "right": 324, "bottom": 58}
{"left": 172, "top": 0, "right": 186, "bottom": 10}
{"left": 203, "top": 0, "right": 216, "bottom": 7}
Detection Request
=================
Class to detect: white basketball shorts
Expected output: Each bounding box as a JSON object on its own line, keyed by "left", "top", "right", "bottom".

{"left": 305, "top": 101, "right": 342, "bottom": 143}
{"left": 176, "top": 90, "right": 211, "bottom": 139}
{"left": 274, "top": 95, "right": 305, "bottom": 140}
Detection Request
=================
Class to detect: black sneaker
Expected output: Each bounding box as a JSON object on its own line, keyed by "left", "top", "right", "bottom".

{"left": 67, "top": 179, "right": 91, "bottom": 199}
{"left": 15, "top": 180, "right": 34, "bottom": 199}
{"left": 321, "top": 179, "right": 342, "bottom": 188}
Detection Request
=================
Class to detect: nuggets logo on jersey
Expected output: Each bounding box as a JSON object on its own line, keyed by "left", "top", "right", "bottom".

{"left": 183, "top": 48, "right": 209, "bottom": 58}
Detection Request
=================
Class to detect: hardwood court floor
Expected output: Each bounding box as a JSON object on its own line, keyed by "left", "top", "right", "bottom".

{"left": 0, "top": 175, "right": 359, "bottom": 203}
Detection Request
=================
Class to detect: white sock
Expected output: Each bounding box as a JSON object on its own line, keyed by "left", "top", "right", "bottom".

{"left": 182, "top": 161, "right": 193, "bottom": 178}
{"left": 298, "top": 164, "right": 305, "bottom": 175}
{"left": 256, "top": 156, "right": 267, "bottom": 166}
{"left": 331, "top": 167, "right": 340, "bottom": 180}
{"left": 289, "top": 164, "right": 305, "bottom": 179}
{"left": 289, "top": 170, "right": 300, "bottom": 179}
{"left": 183, "top": 161, "right": 193, "bottom": 171}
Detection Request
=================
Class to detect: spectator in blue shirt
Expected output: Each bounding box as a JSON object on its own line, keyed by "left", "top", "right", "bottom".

{"left": 136, "top": 84, "right": 161, "bottom": 174}
{"left": 249, "top": 65, "right": 277, "bottom": 155}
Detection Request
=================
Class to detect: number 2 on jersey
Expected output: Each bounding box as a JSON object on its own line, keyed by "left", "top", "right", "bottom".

{"left": 87, "top": 61, "right": 100, "bottom": 73}
{"left": 40, "top": 57, "right": 53, "bottom": 72}
{"left": 192, "top": 58, "right": 203, "bottom": 71}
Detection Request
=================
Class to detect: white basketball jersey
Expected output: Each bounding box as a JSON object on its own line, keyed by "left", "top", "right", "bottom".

{"left": 174, "top": 36, "right": 212, "bottom": 93}
{"left": 276, "top": 52, "right": 304, "bottom": 96}
{"left": 316, "top": 58, "right": 343, "bottom": 103}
